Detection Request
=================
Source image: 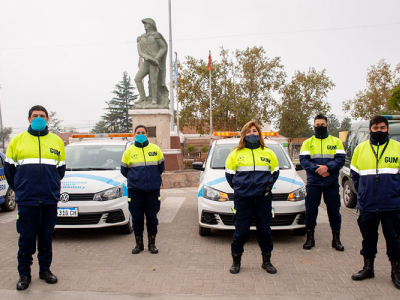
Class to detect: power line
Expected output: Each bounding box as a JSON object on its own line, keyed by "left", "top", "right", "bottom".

{"left": 0, "top": 22, "right": 398, "bottom": 51}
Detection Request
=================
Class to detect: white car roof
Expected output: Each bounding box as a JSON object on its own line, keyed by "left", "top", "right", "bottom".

{"left": 67, "top": 139, "right": 131, "bottom": 147}
{"left": 214, "top": 138, "right": 280, "bottom": 146}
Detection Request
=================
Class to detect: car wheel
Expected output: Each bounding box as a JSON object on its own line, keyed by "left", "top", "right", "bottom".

{"left": 199, "top": 225, "right": 211, "bottom": 236}
{"left": 0, "top": 188, "right": 16, "bottom": 212}
{"left": 293, "top": 228, "right": 307, "bottom": 235}
{"left": 343, "top": 180, "right": 357, "bottom": 208}
{"left": 120, "top": 214, "right": 133, "bottom": 234}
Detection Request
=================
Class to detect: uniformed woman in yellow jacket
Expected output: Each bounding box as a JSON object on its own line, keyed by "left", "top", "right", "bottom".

{"left": 225, "top": 121, "right": 279, "bottom": 274}
{"left": 121, "top": 125, "right": 165, "bottom": 254}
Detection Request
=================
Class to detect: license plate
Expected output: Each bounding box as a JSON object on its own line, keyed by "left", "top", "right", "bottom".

{"left": 57, "top": 208, "right": 78, "bottom": 217}
{"left": 271, "top": 208, "right": 275, "bottom": 218}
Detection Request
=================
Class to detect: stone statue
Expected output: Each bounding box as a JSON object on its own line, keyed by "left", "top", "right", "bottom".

{"left": 134, "top": 18, "right": 169, "bottom": 109}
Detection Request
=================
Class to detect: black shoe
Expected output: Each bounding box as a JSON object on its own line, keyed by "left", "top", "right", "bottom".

{"left": 332, "top": 231, "right": 345, "bottom": 251}
{"left": 132, "top": 236, "right": 144, "bottom": 254}
{"left": 352, "top": 258, "right": 375, "bottom": 281}
{"left": 230, "top": 253, "right": 241, "bottom": 274}
{"left": 39, "top": 270, "right": 58, "bottom": 284}
{"left": 303, "top": 229, "right": 315, "bottom": 250}
{"left": 391, "top": 261, "right": 400, "bottom": 289}
{"left": 148, "top": 235, "right": 158, "bottom": 254}
{"left": 262, "top": 252, "right": 277, "bottom": 274}
{"left": 16, "top": 275, "right": 31, "bottom": 290}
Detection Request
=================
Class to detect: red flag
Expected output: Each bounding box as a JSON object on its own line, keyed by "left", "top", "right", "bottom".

{"left": 207, "top": 51, "right": 212, "bottom": 71}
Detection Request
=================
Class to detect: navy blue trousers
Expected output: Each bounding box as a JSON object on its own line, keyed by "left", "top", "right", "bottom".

{"left": 231, "top": 195, "right": 273, "bottom": 255}
{"left": 357, "top": 210, "right": 400, "bottom": 262}
{"left": 305, "top": 184, "right": 341, "bottom": 231}
{"left": 128, "top": 190, "right": 160, "bottom": 237}
{"left": 16, "top": 204, "right": 57, "bottom": 276}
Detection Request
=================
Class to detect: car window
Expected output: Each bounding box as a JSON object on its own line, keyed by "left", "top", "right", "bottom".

{"left": 0, "top": 156, "right": 3, "bottom": 168}
{"left": 210, "top": 143, "right": 291, "bottom": 170}
{"left": 65, "top": 145, "right": 125, "bottom": 170}
{"left": 390, "top": 134, "right": 400, "bottom": 142}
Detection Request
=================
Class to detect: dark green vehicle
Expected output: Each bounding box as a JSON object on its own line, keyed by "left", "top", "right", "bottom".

{"left": 339, "top": 116, "right": 400, "bottom": 208}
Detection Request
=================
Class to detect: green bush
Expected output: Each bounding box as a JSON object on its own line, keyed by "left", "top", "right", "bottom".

{"left": 201, "top": 145, "right": 209, "bottom": 153}
{"left": 187, "top": 145, "right": 195, "bottom": 152}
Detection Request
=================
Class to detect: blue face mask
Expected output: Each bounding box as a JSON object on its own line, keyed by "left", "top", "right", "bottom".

{"left": 245, "top": 134, "right": 260, "bottom": 143}
{"left": 31, "top": 117, "right": 47, "bottom": 132}
{"left": 135, "top": 134, "right": 148, "bottom": 144}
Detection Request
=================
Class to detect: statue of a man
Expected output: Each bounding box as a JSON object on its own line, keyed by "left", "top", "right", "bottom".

{"left": 135, "top": 18, "right": 168, "bottom": 106}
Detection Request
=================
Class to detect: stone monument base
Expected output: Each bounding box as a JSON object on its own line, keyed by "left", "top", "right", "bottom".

{"left": 129, "top": 109, "right": 183, "bottom": 171}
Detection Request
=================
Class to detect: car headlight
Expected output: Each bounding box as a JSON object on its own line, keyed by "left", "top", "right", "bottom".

{"left": 93, "top": 186, "right": 123, "bottom": 201}
{"left": 287, "top": 186, "right": 306, "bottom": 201}
{"left": 203, "top": 185, "right": 229, "bottom": 202}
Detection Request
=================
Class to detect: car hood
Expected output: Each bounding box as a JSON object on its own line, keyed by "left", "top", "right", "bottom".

{"left": 61, "top": 170, "right": 128, "bottom": 195}
{"left": 198, "top": 168, "right": 304, "bottom": 196}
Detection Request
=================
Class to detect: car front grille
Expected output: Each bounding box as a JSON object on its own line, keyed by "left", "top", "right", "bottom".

{"left": 218, "top": 212, "right": 300, "bottom": 227}
{"left": 227, "top": 193, "right": 289, "bottom": 201}
{"left": 57, "top": 212, "right": 103, "bottom": 225}
{"left": 65, "top": 193, "right": 96, "bottom": 201}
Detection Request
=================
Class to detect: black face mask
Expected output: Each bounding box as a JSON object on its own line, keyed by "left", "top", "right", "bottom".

{"left": 314, "top": 126, "right": 328, "bottom": 138}
{"left": 370, "top": 131, "right": 388, "bottom": 143}
{"left": 244, "top": 134, "right": 260, "bottom": 149}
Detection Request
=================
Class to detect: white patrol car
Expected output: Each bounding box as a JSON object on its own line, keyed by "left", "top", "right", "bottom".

{"left": 0, "top": 151, "right": 16, "bottom": 212}
{"left": 56, "top": 135, "right": 133, "bottom": 234}
{"left": 193, "top": 137, "right": 306, "bottom": 236}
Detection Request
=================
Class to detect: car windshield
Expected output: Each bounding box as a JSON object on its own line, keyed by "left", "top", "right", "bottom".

{"left": 390, "top": 134, "right": 400, "bottom": 143}
{"left": 210, "top": 142, "right": 291, "bottom": 170}
{"left": 65, "top": 145, "right": 125, "bottom": 170}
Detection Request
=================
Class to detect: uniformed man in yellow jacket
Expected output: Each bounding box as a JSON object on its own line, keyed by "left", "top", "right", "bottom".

{"left": 4, "top": 105, "right": 66, "bottom": 290}
{"left": 350, "top": 115, "right": 400, "bottom": 289}
{"left": 121, "top": 125, "right": 165, "bottom": 254}
{"left": 300, "top": 114, "right": 345, "bottom": 251}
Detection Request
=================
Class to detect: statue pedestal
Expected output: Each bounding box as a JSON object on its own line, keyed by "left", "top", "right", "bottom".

{"left": 129, "top": 109, "right": 183, "bottom": 171}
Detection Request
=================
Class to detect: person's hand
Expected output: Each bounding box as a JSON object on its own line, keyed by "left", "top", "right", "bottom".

{"left": 321, "top": 172, "right": 330, "bottom": 178}
{"left": 315, "top": 165, "right": 329, "bottom": 176}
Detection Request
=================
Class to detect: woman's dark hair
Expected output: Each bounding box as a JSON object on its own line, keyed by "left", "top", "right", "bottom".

{"left": 28, "top": 105, "right": 48, "bottom": 118}
{"left": 134, "top": 124, "right": 148, "bottom": 134}
{"left": 369, "top": 115, "right": 388, "bottom": 129}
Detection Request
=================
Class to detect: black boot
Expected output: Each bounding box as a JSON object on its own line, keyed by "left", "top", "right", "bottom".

{"left": 39, "top": 270, "right": 58, "bottom": 284}
{"left": 332, "top": 231, "right": 345, "bottom": 251}
{"left": 148, "top": 235, "right": 158, "bottom": 254}
{"left": 230, "top": 253, "right": 241, "bottom": 274}
{"left": 303, "top": 229, "right": 315, "bottom": 250}
{"left": 262, "top": 252, "right": 277, "bottom": 274}
{"left": 391, "top": 261, "right": 400, "bottom": 289}
{"left": 132, "top": 235, "right": 144, "bottom": 254}
{"left": 352, "top": 258, "right": 375, "bottom": 281}
{"left": 16, "top": 275, "right": 31, "bottom": 290}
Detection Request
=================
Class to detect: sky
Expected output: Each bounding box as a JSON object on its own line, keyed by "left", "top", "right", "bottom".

{"left": 0, "top": 0, "right": 399, "bottom": 134}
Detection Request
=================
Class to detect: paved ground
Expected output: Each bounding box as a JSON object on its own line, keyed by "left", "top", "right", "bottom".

{"left": 0, "top": 172, "right": 399, "bottom": 299}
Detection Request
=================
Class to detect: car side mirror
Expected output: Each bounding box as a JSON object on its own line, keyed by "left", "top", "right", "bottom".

{"left": 192, "top": 162, "right": 205, "bottom": 171}
{"left": 295, "top": 163, "right": 303, "bottom": 171}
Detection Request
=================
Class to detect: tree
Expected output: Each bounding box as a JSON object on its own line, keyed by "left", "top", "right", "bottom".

{"left": 47, "top": 111, "right": 64, "bottom": 133}
{"left": 275, "top": 68, "right": 335, "bottom": 152}
{"left": 177, "top": 46, "right": 286, "bottom": 133}
{"left": 387, "top": 85, "right": 400, "bottom": 111}
{"left": 339, "top": 117, "right": 352, "bottom": 132}
{"left": 0, "top": 127, "right": 12, "bottom": 151}
{"left": 92, "top": 120, "right": 110, "bottom": 134}
{"left": 102, "top": 71, "right": 138, "bottom": 133}
{"left": 343, "top": 59, "right": 400, "bottom": 119}
{"left": 327, "top": 114, "right": 340, "bottom": 137}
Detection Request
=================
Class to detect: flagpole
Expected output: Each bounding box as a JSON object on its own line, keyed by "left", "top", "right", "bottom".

{"left": 175, "top": 52, "right": 179, "bottom": 137}
{"left": 209, "top": 51, "right": 212, "bottom": 141}
{"left": 168, "top": 0, "right": 175, "bottom": 131}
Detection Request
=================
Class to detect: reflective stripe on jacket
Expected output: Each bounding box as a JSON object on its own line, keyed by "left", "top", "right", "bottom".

{"left": 299, "top": 135, "right": 345, "bottom": 186}
{"left": 350, "top": 139, "right": 400, "bottom": 211}
{"left": 225, "top": 146, "right": 279, "bottom": 198}
{"left": 120, "top": 141, "right": 165, "bottom": 191}
{"left": 4, "top": 127, "right": 66, "bottom": 206}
